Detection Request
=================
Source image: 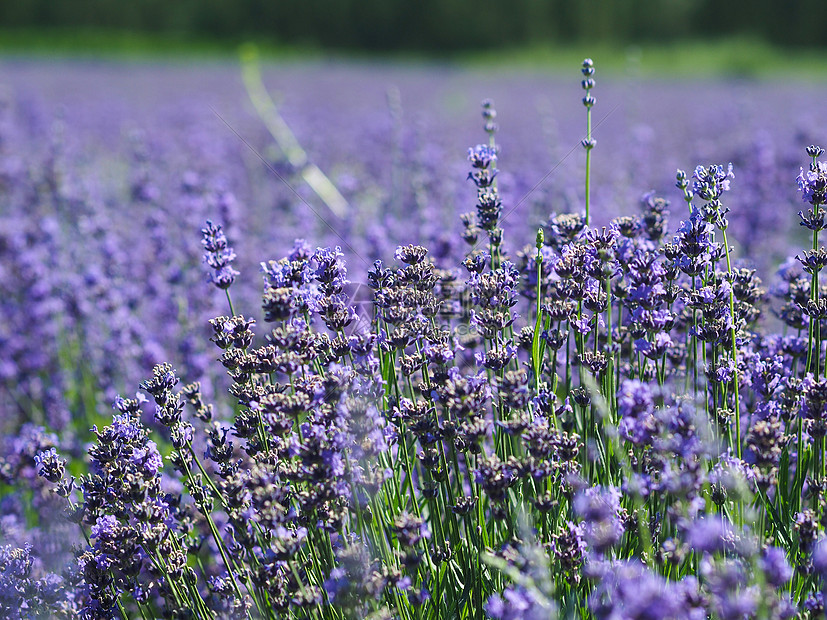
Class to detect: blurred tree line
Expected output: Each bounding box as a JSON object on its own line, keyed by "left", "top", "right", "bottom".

{"left": 2, "top": 0, "right": 826, "bottom": 51}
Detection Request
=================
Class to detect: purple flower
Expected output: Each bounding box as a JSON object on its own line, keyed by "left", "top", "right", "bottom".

{"left": 288, "top": 238, "right": 313, "bottom": 262}
{"left": 702, "top": 560, "right": 762, "bottom": 620}
{"left": 574, "top": 486, "right": 624, "bottom": 554}
{"left": 708, "top": 454, "right": 756, "bottom": 495}
{"left": 692, "top": 163, "right": 734, "bottom": 201}
{"left": 551, "top": 521, "right": 587, "bottom": 573}
{"left": 637, "top": 333, "right": 673, "bottom": 360}
{"left": 617, "top": 380, "right": 655, "bottom": 444}
{"left": 323, "top": 567, "right": 350, "bottom": 604}
{"left": 797, "top": 160, "right": 827, "bottom": 206}
{"left": 713, "top": 360, "right": 736, "bottom": 384}
{"left": 761, "top": 546, "right": 792, "bottom": 587}
{"left": 618, "top": 380, "right": 653, "bottom": 418}
{"left": 800, "top": 374, "right": 827, "bottom": 429}
{"left": 805, "top": 592, "right": 824, "bottom": 614}
{"left": 813, "top": 538, "right": 827, "bottom": 579}
{"left": 130, "top": 441, "right": 163, "bottom": 477}
{"left": 392, "top": 513, "right": 430, "bottom": 548}
{"left": 467, "top": 144, "right": 498, "bottom": 169}
{"left": 90, "top": 515, "right": 119, "bottom": 541}
{"left": 313, "top": 246, "right": 348, "bottom": 295}
{"left": 33, "top": 448, "right": 64, "bottom": 483}
{"left": 685, "top": 516, "right": 732, "bottom": 554}
{"left": 261, "top": 255, "right": 312, "bottom": 288}
{"left": 627, "top": 282, "right": 666, "bottom": 308}
{"left": 201, "top": 220, "right": 239, "bottom": 290}
{"left": 589, "top": 560, "right": 703, "bottom": 620}
{"left": 422, "top": 341, "right": 456, "bottom": 365}
{"left": 0, "top": 544, "right": 68, "bottom": 617}
{"left": 394, "top": 244, "right": 429, "bottom": 265}
{"left": 486, "top": 586, "right": 551, "bottom": 620}
{"left": 475, "top": 342, "right": 517, "bottom": 371}
{"left": 571, "top": 314, "right": 596, "bottom": 335}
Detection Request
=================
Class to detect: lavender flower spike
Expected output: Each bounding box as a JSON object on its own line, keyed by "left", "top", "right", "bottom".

{"left": 202, "top": 220, "right": 239, "bottom": 290}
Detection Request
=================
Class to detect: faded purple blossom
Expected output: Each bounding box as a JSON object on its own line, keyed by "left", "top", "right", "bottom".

{"left": 574, "top": 486, "right": 625, "bottom": 554}
{"left": 486, "top": 586, "right": 551, "bottom": 620}
{"left": 761, "top": 546, "right": 792, "bottom": 587}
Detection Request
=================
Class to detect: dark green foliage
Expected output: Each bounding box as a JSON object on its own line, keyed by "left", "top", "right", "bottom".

{"left": 2, "top": 0, "right": 827, "bottom": 53}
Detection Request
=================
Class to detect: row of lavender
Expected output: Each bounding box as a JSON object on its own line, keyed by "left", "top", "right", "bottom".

{"left": 2, "top": 59, "right": 827, "bottom": 618}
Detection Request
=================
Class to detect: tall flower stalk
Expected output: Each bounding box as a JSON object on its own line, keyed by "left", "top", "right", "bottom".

{"left": 581, "top": 59, "right": 596, "bottom": 226}
{"left": 796, "top": 146, "right": 827, "bottom": 508}
{"left": 798, "top": 145, "right": 827, "bottom": 379}
{"left": 692, "top": 163, "right": 741, "bottom": 457}
{"left": 202, "top": 219, "right": 239, "bottom": 316}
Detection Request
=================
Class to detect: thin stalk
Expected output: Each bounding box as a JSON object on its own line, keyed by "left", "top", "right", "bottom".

{"left": 604, "top": 273, "right": 614, "bottom": 414}
{"left": 813, "top": 226, "right": 821, "bottom": 379}
{"left": 721, "top": 229, "right": 741, "bottom": 459}
{"left": 584, "top": 116, "right": 592, "bottom": 226}
{"left": 581, "top": 60, "right": 595, "bottom": 227}
{"left": 532, "top": 229, "right": 545, "bottom": 394}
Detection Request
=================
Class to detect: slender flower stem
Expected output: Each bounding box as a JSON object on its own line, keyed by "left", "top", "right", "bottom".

{"left": 805, "top": 151, "right": 824, "bottom": 379}
{"left": 532, "top": 229, "right": 545, "bottom": 394}
{"left": 584, "top": 118, "right": 592, "bottom": 226}
{"left": 721, "top": 229, "right": 741, "bottom": 459}
{"left": 813, "top": 226, "right": 820, "bottom": 379}
{"left": 581, "top": 59, "right": 595, "bottom": 226}
{"left": 605, "top": 273, "right": 614, "bottom": 415}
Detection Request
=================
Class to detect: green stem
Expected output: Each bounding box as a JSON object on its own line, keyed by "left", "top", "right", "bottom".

{"left": 584, "top": 109, "right": 593, "bottom": 226}
{"left": 721, "top": 229, "right": 741, "bottom": 459}
{"left": 532, "top": 231, "right": 544, "bottom": 394}
{"left": 814, "top": 226, "right": 820, "bottom": 379}
{"left": 605, "top": 273, "right": 614, "bottom": 415}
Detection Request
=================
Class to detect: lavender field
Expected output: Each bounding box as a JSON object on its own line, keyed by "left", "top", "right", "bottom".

{"left": 3, "top": 57, "right": 827, "bottom": 618}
